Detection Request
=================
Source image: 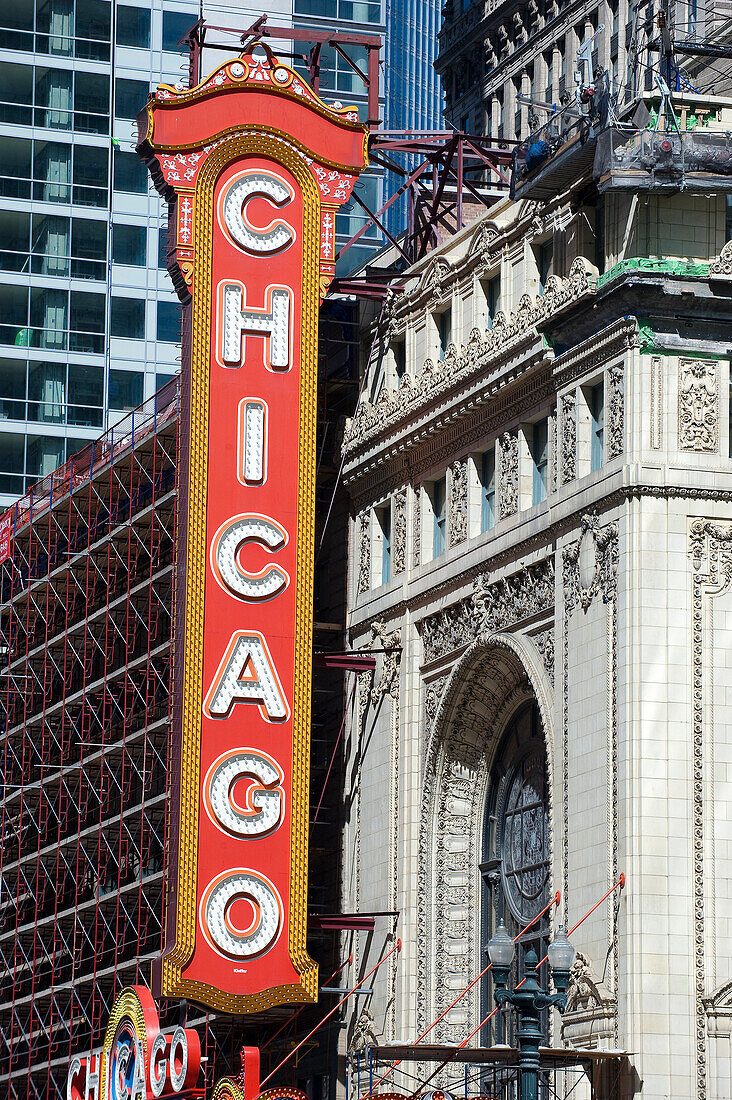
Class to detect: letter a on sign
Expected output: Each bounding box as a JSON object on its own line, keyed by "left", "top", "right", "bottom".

{"left": 138, "top": 47, "right": 367, "bottom": 1012}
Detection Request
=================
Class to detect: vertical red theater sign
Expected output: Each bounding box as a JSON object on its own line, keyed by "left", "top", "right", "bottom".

{"left": 138, "top": 47, "right": 367, "bottom": 1012}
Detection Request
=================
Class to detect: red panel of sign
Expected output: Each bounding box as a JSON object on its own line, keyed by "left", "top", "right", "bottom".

{"left": 138, "top": 48, "right": 367, "bottom": 1012}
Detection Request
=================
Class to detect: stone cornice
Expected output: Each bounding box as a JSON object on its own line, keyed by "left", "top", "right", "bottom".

{"left": 344, "top": 316, "right": 637, "bottom": 506}
{"left": 343, "top": 256, "right": 596, "bottom": 473}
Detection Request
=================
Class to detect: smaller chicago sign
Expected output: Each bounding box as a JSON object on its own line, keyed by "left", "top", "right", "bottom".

{"left": 138, "top": 48, "right": 367, "bottom": 1012}
{"left": 66, "top": 987, "right": 201, "bottom": 1100}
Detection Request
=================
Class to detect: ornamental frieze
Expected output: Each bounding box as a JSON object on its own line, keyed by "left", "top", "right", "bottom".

{"left": 343, "top": 257, "right": 595, "bottom": 459}
{"left": 419, "top": 556, "right": 555, "bottom": 664}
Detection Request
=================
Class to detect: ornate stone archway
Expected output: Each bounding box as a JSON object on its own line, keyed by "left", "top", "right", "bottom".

{"left": 417, "top": 632, "right": 555, "bottom": 1052}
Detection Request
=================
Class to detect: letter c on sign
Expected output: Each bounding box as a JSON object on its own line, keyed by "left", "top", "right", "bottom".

{"left": 220, "top": 171, "right": 295, "bottom": 255}
{"left": 67, "top": 1056, "right": 84, "bottom": 1100}
{"left": 200, "top": 869, "right": 282, "bottom": 959}
{"left": 210, "top": 514, "right": 289, "bottom": 602}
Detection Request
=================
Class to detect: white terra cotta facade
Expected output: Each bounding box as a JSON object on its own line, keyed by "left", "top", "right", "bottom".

{"left": 338, "top": 180, "right": 732, "bottom": 1099}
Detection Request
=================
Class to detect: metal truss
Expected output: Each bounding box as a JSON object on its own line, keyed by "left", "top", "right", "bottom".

{"left": 333, "top": 130, "right": 516, "bottom": 286}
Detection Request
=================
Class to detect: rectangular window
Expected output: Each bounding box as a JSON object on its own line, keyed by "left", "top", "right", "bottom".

{"left": 482, "top": 275, "right": 500, "bottom": 328}
{"left": 116, "top": 6, "right": 150, "bottom": 48}
{"left": 113, "top": 149, "right": 147, "bottom": 194}
{"left": 111, "top": 297, "right": 145, "bottom": 339}
{"left": 392, "top": 336, "right": 406, "bottom": 379}
{"left": 432, "top": 477, "right": 446, "bottom": 557}
{"left": 115, "top": 78, "right": 149, "bottom": 120}
{"left": 113, "top": 224, "right": 146, "bottom": 266}
{"left": 158, "top": 228, "right": 169, "bottom": 269}
{"left": 537, "top": 239, "right": 554, "bottom": 292}
{"left": 156, "top": 371, "right": 177, "bottom": 395}
{"left": 480, "top": 449, "right": 496, "bottom": 532}
{"left": 437, "top": 307, "right": 452, "bottom": 361}
{"left": 531, "top": 419, "right": 549, "bottom": 505}
{"left": 109, "top": 369, "right": 143, "bottom": 411}
{"left": 163, "top": 11, "right": 196, "bottom": 52}
{"left": 590, "top": 381, "right": 604, "bottom": 471}
{"left": 379, "top": 504, "right": 391, "bottom": 585}
{"left": 157, "top": 301, "right": 181, "bottom": 343}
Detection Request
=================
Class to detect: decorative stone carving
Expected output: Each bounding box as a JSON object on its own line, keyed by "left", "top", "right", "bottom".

{"left": 513, "top": 9, "right": 527, "bottom": 43}
{"left": 532, "top": 627, "right": 555, "bottom": 686}
{"left": 369, "top": 621, "right": 402, "bottom": 705}
{"left": 499, "top": 430, "right": 519, "bottom": 518}
{"left": 357, "top": 511, "right": 370, "bottom": 594}
{"left": 420, "top": 557, "right": 555, "bottom": 663}
{"left": 413, "top": 487, "right": 421, "bottom": 568}
{"left": 348, "top": 1008, "right": 380, "bottom": 1056}
{"left": 607, "top": 362, "right": 624, "bottom": 458}
{"left": 565, "top": 952, "right": 614, "bottom": 1014}
{"left": 423, "top": 257, "right": 455, "bottom": 307}
{"left": 561, "top": 392, "right": 576, "bottom": 483}
{"left": 679, "top": 358, "right": 718, "bottom": 452}
{"left": 449, "top": 459, "right": 468, "bottom": 546}
{"left": 342, "top": 258, "right": 596, "bottom": 459}
{"left": 561, "top": 952, "right": 617, "bottom": 1050}
{"left": 424, "top": 674, "right": 449, "bottom": 732}
{"left": 709, "top": 238, "right": 732, "bottom": 276}
{"left": 688, "top": 519, "right": 732, "bottom": 1099}
{"left": 381, "top": 286, "right": 403, "bottom": 340}
{"left": 469, "top": 221, "right": 500, "bottom": 265}
{"left": 392, "top": 487, "right": 407, "bottom": 575}
{"left": 563, "top": 513, "right": 618, "bottom": 614}
{"left": 418, "top": 636, "right": 556, "bottom": 1051}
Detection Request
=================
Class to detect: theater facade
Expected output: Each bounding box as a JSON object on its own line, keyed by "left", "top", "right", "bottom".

{"left": 340, "top": 182, "right": 732, "bottom": 1099}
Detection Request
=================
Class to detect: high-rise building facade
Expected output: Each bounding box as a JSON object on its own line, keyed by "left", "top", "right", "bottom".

{"left": 0, "top": 0, "right": 389, "bottom": 509}
{"left": 435, "top": 0, "right": 732, "bottom": 139}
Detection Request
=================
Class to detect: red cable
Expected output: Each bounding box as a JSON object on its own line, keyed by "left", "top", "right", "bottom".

{"left": 404, "top": 876, "right": 626, "bottom": 1098}
{"left": 260, "top": 939, "right": 402, "bottom": 1088}
{"left": 260, "top": 954, "right": 353, "bottom": 1052}
{"left": 368, "top": 892, "right": 560, "bottom": 1094}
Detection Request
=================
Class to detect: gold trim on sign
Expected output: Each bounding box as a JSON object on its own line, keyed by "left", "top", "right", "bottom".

{"left": 153, "top": 58, "right": 364, "bottom": 131}
{"left": 98, "top": 988, "right": 148, "bottom": 1100}
{"left": 161, "top": 132, "right": 319, "bottom": 1013}
{"left": 146, "top": 119, "right": 368, "bottom": 175}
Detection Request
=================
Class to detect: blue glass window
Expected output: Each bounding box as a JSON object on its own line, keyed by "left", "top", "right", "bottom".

{"left": 481, "top": 449, "right": 496, "bottom": 532}
{"left": 531, "top": 419, "right": 548, "bottom": 505}
{"left": 590, "top": 382, "right": 604, "bottom": 471}
{"left": 433, "top": 477, "right": 446, "bottom": 557}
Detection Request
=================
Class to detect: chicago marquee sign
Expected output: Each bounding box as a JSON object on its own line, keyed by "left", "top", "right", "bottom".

{"left": 137, "top": 48, "right": 367, "bottom": 1012}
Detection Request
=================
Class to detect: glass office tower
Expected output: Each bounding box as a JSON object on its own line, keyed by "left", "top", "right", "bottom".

{"left": 0, "top": 0, "right": 388, "bottom": 506}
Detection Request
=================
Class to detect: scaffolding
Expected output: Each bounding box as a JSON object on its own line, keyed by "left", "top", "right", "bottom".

{"left": 0, "top": 366, "right": 361, "bottom": 1098}
{"left": 0, "top": 382, "right": 189, "bottom": 1099}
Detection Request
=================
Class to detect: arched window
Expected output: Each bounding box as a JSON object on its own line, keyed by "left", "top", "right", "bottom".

{"left": 481, "top": 700, "right": 550, "bottom": 1043}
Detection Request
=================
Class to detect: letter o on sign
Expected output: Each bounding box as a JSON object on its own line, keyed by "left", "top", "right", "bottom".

{"left": 201, "top": 869, "right": 282, "bottom": 958}
{"left": 168, "top": 1028, "right": 189, "bottom": 1093}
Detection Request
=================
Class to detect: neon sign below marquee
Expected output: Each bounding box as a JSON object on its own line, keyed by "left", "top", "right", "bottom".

{"left": 137, "top": 49, "right": 367, "bottom": 1012}
{"left": 67, "top": 987, "right": 201, "bottom": 1100}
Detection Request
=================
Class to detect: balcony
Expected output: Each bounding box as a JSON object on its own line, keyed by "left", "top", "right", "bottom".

{"left": 512, "top": 91, "right": 732, "bottom": 200}
{"left": 594, "top": 125, "right": 732, "bottom": 193}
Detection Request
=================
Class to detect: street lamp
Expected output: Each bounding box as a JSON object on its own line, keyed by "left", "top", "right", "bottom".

{"left": 486, "top": 923, "right": 575, "bottom": 1100}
